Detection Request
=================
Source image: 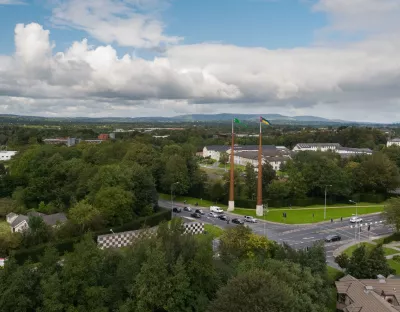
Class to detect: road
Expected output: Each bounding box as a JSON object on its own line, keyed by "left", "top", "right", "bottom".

{"left": 159, "top": 199, "right": 394, "bottom": 267}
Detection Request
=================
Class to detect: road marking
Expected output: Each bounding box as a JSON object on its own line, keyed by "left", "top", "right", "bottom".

{"left": 302, "top": 237, "right": 315, "bottom": 240}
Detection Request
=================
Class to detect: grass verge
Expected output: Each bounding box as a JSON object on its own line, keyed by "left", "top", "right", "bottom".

{"left": 343, "top": 242, "right": 399, "bottom": 257}
{"left": 234, "top": 206, "right": 383, "bottom": 224}
{"left": 204, "top": 224, "right": 224, "bottom": 238}
{"left": 388, "top": 259, "right": 400, "bottom": 274}
{"left": 159, "top": 194, "right": 227, "bottom": 209}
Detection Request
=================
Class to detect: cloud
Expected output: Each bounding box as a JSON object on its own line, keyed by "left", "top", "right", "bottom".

{"left": 2, "top": 0, "right": 400, "bottom": 122}
{"left": 50, "top": 0, "right": 182, "bottom": 49}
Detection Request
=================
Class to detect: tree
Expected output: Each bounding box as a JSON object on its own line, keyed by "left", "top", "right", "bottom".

{"left": 335, "top": 253, "right": 350, "bottom": 269}
{"left": 69, "top": 200, "right": 102, "bottom": 232}
{"left": 383, "top": 197, "right": 400, "bottom": 232}
{"left": 161, "top": 155, "right": 190, "bottom": 195}
{"left": 209, "top": 180, "right": 225, "bottom": 202}
{"left": 262, "top": 162, "right": 276, "bottom": 186}
{"left": 94, "top": 186, "right": 135, "bottom": 225}
{"left": 244, "top": 163, "right": 256, "bottom": 200}
{"left": 346, "top": 244, "right": 371, "bottom": 278}
{"left": 219, "top": 152, "right": 229, "bottom": 165}
{"left": 368, "top": 244, "right": 395, "bottom": 278}
{"left": 208, "top": 270, "right": 295, "bottom": 312}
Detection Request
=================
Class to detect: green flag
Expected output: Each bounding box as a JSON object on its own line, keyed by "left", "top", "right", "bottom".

{"left": 233, "top": 118, "right": 241, "bottom": 124}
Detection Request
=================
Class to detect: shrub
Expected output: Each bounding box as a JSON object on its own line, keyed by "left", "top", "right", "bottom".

{"left": 392, "top": 255, "right": 400, "bottom": 263}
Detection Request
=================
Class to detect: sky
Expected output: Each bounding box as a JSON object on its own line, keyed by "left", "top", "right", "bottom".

{"left": 0, "top": 0, "right": 400, "bottom": 122}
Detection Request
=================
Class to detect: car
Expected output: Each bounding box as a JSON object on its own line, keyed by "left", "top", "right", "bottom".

{"left": 244, "top": 216, "right": 257, "bottom": 223}
{"left": 210, "top": 206, "right": 224, "bottom": 213}
{"left": 232, "top": 218, "right": 245, "bottom": 225}
{"left": 208, "top": 212, "right": 218, "bottom": 218}
{"left": 350, "top": 216, "right": 363, "bottom": 223}
{"left": 195, "top": 209, "right": 205, "bottom": 215}
{"left": 191, "top": 212, "right": 201, "bottom": 218}
{"left": 183, "top": 206, "right": 192, "bottom": 212}
{"left": 172, "top": 207, "right": 181, "bottom": 213}
{"left": 325, "top": 234, "right": 341, "bottom": 242}
{"left": 218, "top": 214, "right": 229, "bottom": 221}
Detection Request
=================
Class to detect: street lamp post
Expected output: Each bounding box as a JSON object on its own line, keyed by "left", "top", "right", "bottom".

{"left": 324, "top": 185, "right": 332, "bottom": 220}
{"left": 349, "top": 200, "right": 358, "bottom": 216}
{"left": 171, "top": 182, "right": 180, "bottom": 219}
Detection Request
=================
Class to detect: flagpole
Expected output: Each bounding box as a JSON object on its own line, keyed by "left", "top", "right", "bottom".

{"left": 256, "top": 118, "right": 263, "bottom": 216}
{"left": 228, "top": 118, "right": 235, "bottom": 211}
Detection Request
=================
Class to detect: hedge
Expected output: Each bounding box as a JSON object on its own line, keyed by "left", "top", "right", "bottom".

{"left": 11, "top": 208, "right": 171, "bottom": 264}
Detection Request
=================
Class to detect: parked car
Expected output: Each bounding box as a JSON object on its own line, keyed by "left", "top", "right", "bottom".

{"left": 191, "top": 212, "right": 202, "bottom": 218}
{"left": 350, "top": 216, "right": 362, "bottom": 223}
{"left": 195, "top": 209, "right": 205, "bottom": 215}
{"left": 210, "top": 206, "right": 224, "bottom": 213}
{"left": 172, "top": 207, "right": 182, "bottom": 213}
{"left": 183, "top": 206, "right": 192, "bottom": 212}
{"left": 244, "top": 216, "right": 257, "bottom": 223}
{"left": 232, "top": 218, "right": 244, "bottom": 225}
{"left": 325, "top": 234, "right": 341, "bottom": 242}
{"left": 208, "top": 212, "right": 218, "bottom": 218}
{"left": 218, "top": 214, "right": 229, "bottom": 221}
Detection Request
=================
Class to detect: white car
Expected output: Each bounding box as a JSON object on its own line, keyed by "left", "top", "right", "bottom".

{"left": 350, "top": 216, "right": 363, "bottom": 223}
{"left": 208, "top": 212, "right": 219, "bottom": 218}
{"left": 244, "top": 216, "right": 257, "bottom": 223}
{"left": 210, "top": 206, "right": 224, "bottom": 213}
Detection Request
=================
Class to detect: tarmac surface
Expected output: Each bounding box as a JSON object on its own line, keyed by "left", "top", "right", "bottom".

{"left": 159, "top": 199, "right": 393, "bottom": 267}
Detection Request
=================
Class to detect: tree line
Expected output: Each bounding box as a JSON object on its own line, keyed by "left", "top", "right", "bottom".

{"left": 0, "top": 220, "right": 334, "bottom": 312}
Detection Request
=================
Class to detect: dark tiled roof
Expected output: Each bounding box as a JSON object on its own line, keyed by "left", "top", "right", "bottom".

{"left": 10, "top": 215, "right": 28, "bottom": 228}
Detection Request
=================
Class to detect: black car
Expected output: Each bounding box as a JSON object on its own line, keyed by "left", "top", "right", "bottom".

{"left": 191, "top": 212, "right": 202, "bottom": 218}
{"left": 232, "top": 218, "right": 244, "bottom": 225}
{"left": 195, "top": 209, "right": 205, "bottom": 215}
{"left": 325, "top": 234, "right": 341, "bottom": 242}
{"left": 172, "top": 207, "right": 182, "bottom": 213}
{"left": 218, "top": 214, "right": 229, "bottom": 221}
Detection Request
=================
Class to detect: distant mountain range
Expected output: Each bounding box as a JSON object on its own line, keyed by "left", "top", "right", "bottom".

{"left": 0, "top": 113, "right": 380, "bottom": 125}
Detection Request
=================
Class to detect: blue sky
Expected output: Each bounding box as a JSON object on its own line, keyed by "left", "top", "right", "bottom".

{"left": 0, "top": 0, "right": 326, "bottom": 54}
{"left": 0, "top": 0, "right": 400, "bottom": 122}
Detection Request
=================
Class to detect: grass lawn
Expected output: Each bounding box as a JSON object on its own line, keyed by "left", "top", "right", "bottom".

{"left": 234, "top": 206, "right": 383, "bottom": 224}
{"left": 388, "top": 260, "right": 400, "bottom": 274}
{"left": 204, "top": 224, "right": 224, "bottom": 238}
{"left": 159, "top": 193, "right": 228, "bottom": 209}
{"left": 327, "top": 266, "right": 344, "bottom": 283}
{"left": 343, "top": 242, "right": 399, "bottom": 257}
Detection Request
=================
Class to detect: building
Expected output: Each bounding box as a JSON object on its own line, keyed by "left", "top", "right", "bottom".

{"left": 293, "top": 143, "right": 372, "bottom": 156}
{"left": 293, "top": 143, "right": 342, "bottom": 152}
{"left": 43, "top": 137, "right": 103, "bottom": 147}
{"left": 387, "top": 138, "right": 400, "bottom": 147}
{"left": 203, "top": 145, "right": 292, "bottom": 171}
{"left": 98, "top": 134, "right": 109, "bottom": 141}
{"left": 335, "top": 275, "right": 400, "bottom": 312}
{"left": 0, "top": 151, "right": 17, "bottom": 161}
{"left": 6, "top": 211, "right": 67, "bottom": 233}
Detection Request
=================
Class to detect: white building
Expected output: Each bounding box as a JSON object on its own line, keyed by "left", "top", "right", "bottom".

{"left": 6, "top": 211, "right": 67, "bottom": 233}
{"left": 387, "top": 138, "right": 400, "bottom": 147}
{"left": 293, "top": 143, "right": 372, "bottom": 156}
{"left": 292, "top": 143, "right": 341, "bottom": 152}
{"left": 0, "top": 151, "right": 17, "bottom": 161}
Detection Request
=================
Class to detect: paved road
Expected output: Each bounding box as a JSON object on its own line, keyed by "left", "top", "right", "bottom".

{"left": 159, "top": 199, "right": 393, "bottom": 267}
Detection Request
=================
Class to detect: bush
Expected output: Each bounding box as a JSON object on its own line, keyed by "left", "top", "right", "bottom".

{"left": 383, "top": 233, "right": 400, "bottom": 244}
{"left": 392, "top": 255, "right": 400, "bottom": 263}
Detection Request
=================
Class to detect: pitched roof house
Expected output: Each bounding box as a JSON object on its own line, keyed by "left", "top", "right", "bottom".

{"left": 336, "top": 275, "right": 400, "bottom": 312}
{"left": 6, "top": 211, "right": 67, "bottom": 233}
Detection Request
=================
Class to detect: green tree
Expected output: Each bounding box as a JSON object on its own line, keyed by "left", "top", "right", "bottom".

{"left": 368, "top": 244, "right": 395, "bottom": 278}
{"left": 209, "top": 180, "right": 225, "bottom": 202}
{"left": 94, "top": 186, "right": 135, "bottom": 225}
{"left": 335, "top": 253, "right": 350, "bottom": 269}
{"left": 69, "top": 200, "right": 102, "bottom": 232}
{"left": 208, "top": 269, "right": 295, "bottom": 312}
{"left": 219, "top": 152, "right": 229, "bottom": 165}
{"left": 161, "top": 155, "right": 190, "bottom": 195}
{"left": 346, "top": 244, "right": 371, "bottom": 278}
{"left": 244, "top": 163, "right": 257, "bottom": 200}
{"left": 383, "top": 197, "right": 400, "bottom": 232}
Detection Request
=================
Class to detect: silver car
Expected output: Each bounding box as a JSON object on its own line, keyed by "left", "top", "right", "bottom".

{"left": 244, "top": 216, "right": 257, "bottom": 223}
{"left": 208, "top": 212, "right": 219, "bottom": 218}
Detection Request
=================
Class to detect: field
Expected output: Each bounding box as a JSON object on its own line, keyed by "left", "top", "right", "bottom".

{"left": 159, "top": 194, "right": 228, "bottom": 209}
{"left": 204, "top": 224, "right": 224, "bottom": 238}
{"left": 388, "top": 260, "right": 400, "bottom": 274}
{"left": 234, "top": 205, "right": 384, "bottom": 224}
{"left": 0, "top": 221, "right": 9, "bottom": 236}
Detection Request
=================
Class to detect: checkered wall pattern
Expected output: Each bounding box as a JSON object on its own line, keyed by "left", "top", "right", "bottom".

{"left": 97, "top": 222, "right": 205, "bottom": 249}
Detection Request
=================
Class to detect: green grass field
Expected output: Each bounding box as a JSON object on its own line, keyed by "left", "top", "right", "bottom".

{"left": 159, "top": 193, "right": 228, "bottom": 209}
{"left": 234, "top": 206, "right": 383, "bottom": 224}
{"left": 204, "top": 224, "right": 224, "bottom": 238}
{"left": 343, "top": 242, "right": 399, "bottom": 257}
{"left": 388, "top": 260, "right": 400, "bottom": 274}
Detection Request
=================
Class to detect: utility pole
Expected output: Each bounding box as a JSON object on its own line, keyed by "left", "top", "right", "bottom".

{"left": 228, "top": 119, "right": 235, "bottom": 212}
{"left": 256, "top": 119, "right": 263, "bottom": 216}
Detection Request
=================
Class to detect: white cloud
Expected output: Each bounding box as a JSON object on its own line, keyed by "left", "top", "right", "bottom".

{"left": 2, "top": 0, "right": 400, "bottom": 121}
{"left": 50, "top": 0, "right": 182, "bottom": 49}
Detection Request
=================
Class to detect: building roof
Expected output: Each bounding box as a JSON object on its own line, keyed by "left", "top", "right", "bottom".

{"left": 337, "top": 147, "right": 373, "bottom": 153}
{"left": 42, "top": 213, "right": 67, "bottom": 226}
{"left": 295, "top": 143, "right": 341, "bottom": 148}
{"left": 204, "top": 145, "right": 231, "bottom": 152}
{"left": 389, "top": 138, "right": 400, "bottom": 142}
{"left": 10, "top": 215, "right": 28, "bottom": 228}
{"left": 336, "top": 275, "right": 400, "bottom": 312}
{"left": 205, "top": 145, "right": 278, "bottom": 153}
